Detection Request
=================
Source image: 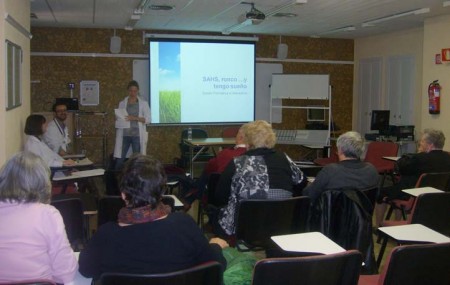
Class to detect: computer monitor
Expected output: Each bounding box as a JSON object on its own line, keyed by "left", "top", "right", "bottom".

{"left": 307, "top": 106, "right": 325, "bottom": 122}
{"left": 370, "top": 110, "right": 390, "bottom": 134}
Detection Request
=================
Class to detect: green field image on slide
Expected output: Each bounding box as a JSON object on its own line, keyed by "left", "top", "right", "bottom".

{"left": 159, "top": 91, "right": 181, "bottom": 123}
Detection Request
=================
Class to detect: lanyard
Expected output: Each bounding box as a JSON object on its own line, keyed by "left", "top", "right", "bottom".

{"left": 54, "top": 118, "right": 66, "bottom": 137}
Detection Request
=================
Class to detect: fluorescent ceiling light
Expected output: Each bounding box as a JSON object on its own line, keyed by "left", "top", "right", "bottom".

{"left": 265, "top": 0, "right": 307, "bottom": 17}
{"left": 362, "top": 7, "right": 430, "bottom": 27}
{"left": 311, "top": 26, "right": 355, "bottom": 38}
{"left": 444, "top": 1, "right": 450, "bottom": 7}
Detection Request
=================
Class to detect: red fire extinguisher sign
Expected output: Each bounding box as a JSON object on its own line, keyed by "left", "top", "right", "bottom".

{"left": 428, "top": 80, "right": 441, "bottom": 114}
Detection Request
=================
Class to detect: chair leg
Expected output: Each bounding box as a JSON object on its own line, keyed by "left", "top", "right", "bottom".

{"left": 376, "top": 235, "right": 388, "bottom": 269}
{"left": 385, "top": 205, "right": 394, "bottom": 220}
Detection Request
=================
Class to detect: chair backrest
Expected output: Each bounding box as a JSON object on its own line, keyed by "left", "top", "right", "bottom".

{"left": 99, "top": 261, "right": 222, "bottom": 285}
{"left": 309, "top": 189, "right": 376, "bottom": 274}
{"left": 416, "top": 171, "right": 450, "bottom": 191}
{"left": 252, "top": 250, "right": 362, "bottom": 285}
{"left": 50, "top": 198, "right": 84, "bottom": 245}
{"left": 222, "top": 126, "right": 240, "bottom": 138}
{"left": 180, "top": 128, "right": 209, "bottom": 153}
{"left": 97, "top": 196, "right": 125, "bottom": 227}
{"left": 410, "top": 192, "right": 450, "bottom": 236}
{"left": 235, "top": 196, "right": 310, "bottom": 250}
{"left": 360, "top": 187, "right": 377, "bottom": 215}
{"left": 206, "top": 172, "right": 221, "bottom": 207}
{"left": 364, "top": 142, "right": 399, "bottom": 172}
{"left": 104, "top": 169, "right": 121, "bottom": 196}
{"left": 379, "top": 243, "right": 450, "bottom": 285}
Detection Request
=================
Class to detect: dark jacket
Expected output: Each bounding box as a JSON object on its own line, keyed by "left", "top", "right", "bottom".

{"left": 309, "top": 189, "right": 377, "bottom": 274}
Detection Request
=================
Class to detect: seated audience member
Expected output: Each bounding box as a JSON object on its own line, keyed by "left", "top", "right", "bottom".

{"left": 303, "top": 131, "right": 379, "bottom": 204}
{"left": 183, "top": 125, "right": 248, "bottom": 205}
{"left": 205, "top": 125, "right": 248, "bottom": 174}
{"left": 375, "top": 128, "right": 450, "bottom": 226}
{"left": 79, "top": 154, "right": 227, "bottom": 280}
{"left": 43, "top": 102, "right": 71, "bottom": 156}
{"left": 0, "top": 151, "right": 78, "bottom": 283}
{"left": 213, "top": 120, "right": 305, "bottom": 237}
{"left": 24, "top": 114, "right": 76, "bottom": 168}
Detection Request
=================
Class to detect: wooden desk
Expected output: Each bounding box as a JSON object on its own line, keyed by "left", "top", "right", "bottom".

{"left": 402, "top": 187, "right": 444, "bottom": 197}
{"left": 271, "top": 232, "right": 345, "bottom": 255}
{"left": 376, "top": 224, "right": 450, "bottom": 267}
{"left": 183, "top": 138, "right": 235, "bottom": 177}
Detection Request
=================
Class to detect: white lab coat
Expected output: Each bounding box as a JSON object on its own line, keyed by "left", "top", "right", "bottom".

{"left": 24, "top": 135, "right": 65, "bottom": 167}
{"left": 42, "top": 119, "right": 71, "bottom": 153}
{"left": 113, "top": 96, "right": 151, "bottom": 158}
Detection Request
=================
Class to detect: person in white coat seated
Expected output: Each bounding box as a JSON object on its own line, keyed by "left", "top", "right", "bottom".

{"left": 24, "top": 114, "right": 76, "bottom": 168}
{"left": 43, "top": 102, "right": 71, "bottom": 156}
{"left": 114, "top": 80, "right": 151, "bottom": 170}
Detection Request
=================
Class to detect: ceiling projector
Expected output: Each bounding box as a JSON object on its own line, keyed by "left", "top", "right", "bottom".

{"left": 246, "top": 10, "right": 265, "bottom": 20}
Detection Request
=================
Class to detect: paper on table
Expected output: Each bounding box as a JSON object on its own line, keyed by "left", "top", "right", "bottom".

{"left": 115, "top": 109, "right": 130, "bottom": 129}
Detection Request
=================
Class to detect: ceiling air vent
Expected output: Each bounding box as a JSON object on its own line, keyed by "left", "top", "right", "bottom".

{"left": 30, "top": 13, "right": 38, "bottom": 19}
{"left": 148, "top": 5, "right": 174, "bottom": 11}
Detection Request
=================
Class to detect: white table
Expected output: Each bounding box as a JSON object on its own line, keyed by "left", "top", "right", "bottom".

{"left": 163, "top": 194, "right": 183, "bottom": 208}
{"left": 382, "top": 156, "right": 400, "bottom": 161}
{"left": 402, "top": 187, "right": 444, "bottom": 197}
{"left": 376, "top": 223, "right": 450, "bottom": 267}
{"left": 378, "top": 224, "right": 450, "bottom": 244}
{"left": 53, "top": 168, "right": 105, "bottom": 181}
{"left": 271, "top": 232, "right": 345, "bottom": 255}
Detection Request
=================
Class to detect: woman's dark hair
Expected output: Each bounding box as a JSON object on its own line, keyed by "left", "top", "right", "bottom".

{"left": 127, "top": 80, "right": 139, "bottom": 90}
{"left": 119, "top": 154, "right": 167, "bottom": 208}
{"left": 24, "top": 114, "right": 46, "bottom": 137}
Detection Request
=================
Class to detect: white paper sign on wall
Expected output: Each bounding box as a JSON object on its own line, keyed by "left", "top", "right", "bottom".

{"left": 80, "top": 80, "right": 100, "bottom": 106}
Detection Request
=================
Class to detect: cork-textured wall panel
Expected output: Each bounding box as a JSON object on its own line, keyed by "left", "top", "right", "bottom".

{"left": 31, "top": 28, "right": 353, "bottom": 164}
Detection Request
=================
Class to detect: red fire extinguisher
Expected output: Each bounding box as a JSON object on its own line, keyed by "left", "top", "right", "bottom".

{"left": 428, "top": 80, "right": 441, "bottom": 114}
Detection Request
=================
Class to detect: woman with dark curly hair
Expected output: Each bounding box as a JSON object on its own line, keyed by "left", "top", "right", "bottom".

{"left": 79, "top": 154, "right": 227, "bottom": 280}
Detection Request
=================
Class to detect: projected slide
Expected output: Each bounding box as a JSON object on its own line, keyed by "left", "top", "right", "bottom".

{"left": 150, "top": 39, "right": 255, "bottom": 124}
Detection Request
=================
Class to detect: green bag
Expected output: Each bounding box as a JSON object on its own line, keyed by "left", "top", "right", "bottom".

{"left": 222, "top": 247, "right": 258, "bottom": 285}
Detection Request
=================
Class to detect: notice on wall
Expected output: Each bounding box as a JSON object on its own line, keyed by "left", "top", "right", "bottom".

{"left": 80, "top": 80, "right": 100, "bottom": 106}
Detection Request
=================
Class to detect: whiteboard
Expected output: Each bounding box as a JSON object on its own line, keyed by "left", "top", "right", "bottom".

{"left": 271, "top": 74, "right": 329, "bottom": 100}
{"left": 255, "top": 63, "right": 283, "bottom": 122}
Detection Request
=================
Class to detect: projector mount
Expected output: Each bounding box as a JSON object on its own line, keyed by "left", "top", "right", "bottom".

{"left": 241, "top": 2, "right": 266, "bottom": 20}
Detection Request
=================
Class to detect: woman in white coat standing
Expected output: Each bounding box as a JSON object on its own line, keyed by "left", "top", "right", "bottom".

{"left": 114, "top": 80, "right": 151, "bottom": 170}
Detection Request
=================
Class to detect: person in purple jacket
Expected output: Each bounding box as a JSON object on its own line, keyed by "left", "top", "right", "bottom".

{"left": 0, "top": 151, "right": 78, "bottom": 284}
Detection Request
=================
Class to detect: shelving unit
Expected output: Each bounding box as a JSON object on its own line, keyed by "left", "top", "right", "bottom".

{"left": 74, "top": 112, "right": 108, "bottom": 166}
{"left": 269, "top": 74, "right": 332, "bottom": 149}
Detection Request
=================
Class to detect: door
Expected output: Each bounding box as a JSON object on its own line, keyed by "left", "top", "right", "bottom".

{"left": 357, "top": 57, "right": 383, "bottom": 134}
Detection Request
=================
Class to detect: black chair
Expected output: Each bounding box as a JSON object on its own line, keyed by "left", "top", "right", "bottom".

{"left": 104, "top": 169, "right": 121, "bottom": 196}
{"left": 50, "top": 197, "right": 85, "bottom": 250}
{"left": 235, "top": 196, "right": 310, "bottom": 251}
{"left": 252, "top": 250, "right": 362, "bottom": 285}
{"left": 99, "top": 261, "right": 222, "bottom": 285}
{"left": 309, "top": 189, "right": 377, "bottom": 274}
{"left": 97, "top": 196, "right": 125, "bottom": 227}
{"left": 178, "top": 128, "right": 214, "bottom": 169}
{"left": 359, "top": 243, "right": 450, "bottom": 285}
{"left": 361, "top": 187, "right": 378, "bottom": 215}
{"left": 198, "top": 172, "right": 221, "bottom": 227}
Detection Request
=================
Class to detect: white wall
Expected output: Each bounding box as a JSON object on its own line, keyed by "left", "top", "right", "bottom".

{"left": 353, "top": 28, "right": 424, "bottom": 134}
{"left": 0, "top": 0, "right": 30, "bottom": 164}
{"left": 422, "top": 15, "right": 450, "bottom": 150}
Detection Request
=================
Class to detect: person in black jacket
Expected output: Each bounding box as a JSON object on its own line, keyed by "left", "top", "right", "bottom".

{"left": 79, "top": 154, "right": 227, "bottom": 280}
{"left": 375, "top": 128, "right": 450, "bottom": 226}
